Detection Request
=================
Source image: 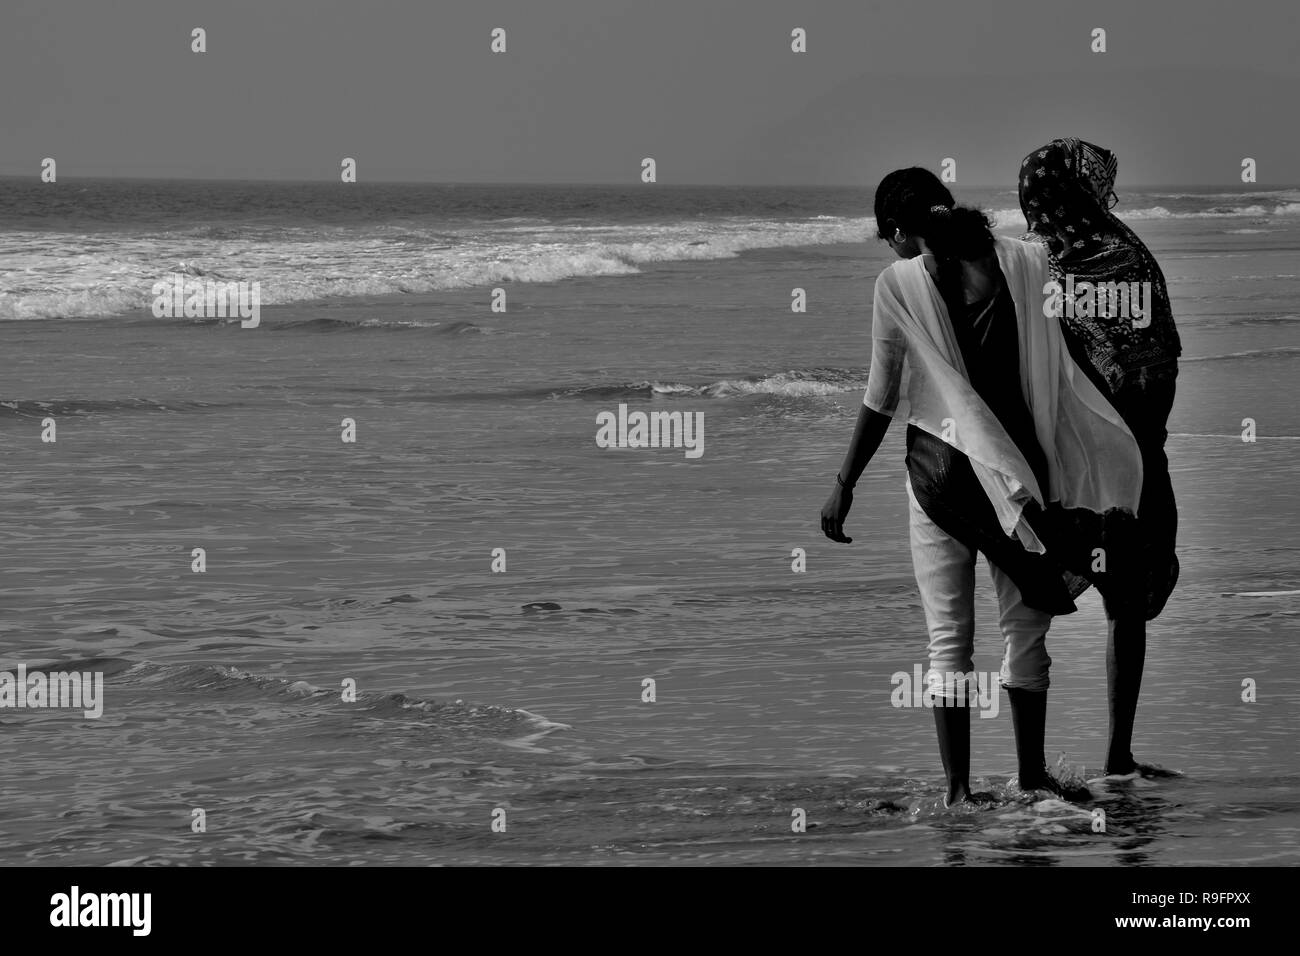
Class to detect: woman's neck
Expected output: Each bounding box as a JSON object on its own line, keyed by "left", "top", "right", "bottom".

{"left": 920, "top": 250, "right": 999, "bottom": 305}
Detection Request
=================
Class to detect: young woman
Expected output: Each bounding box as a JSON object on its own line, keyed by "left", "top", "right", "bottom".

{"left": 820, "top": 167, "right": 1142, "bottom": 806}
{"left": 1019, "top": 138, "right": 1181, "bottom": 776}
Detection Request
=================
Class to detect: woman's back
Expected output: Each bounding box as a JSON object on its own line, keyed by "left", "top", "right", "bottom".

{"left": 920, "top": 253, "right": 999, "bottom": 305}
{"left": 912, "top": 251, "right": 1050, "bottom": 496}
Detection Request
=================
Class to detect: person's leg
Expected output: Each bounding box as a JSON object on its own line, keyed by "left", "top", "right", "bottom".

{"left": 906, "top": 479, "right": 977, "bottom": 806}
{"left": 989, "top": 560, "right": 1062, "bottom": 792}
{"left": 1130, "top": 373, "right": 1179, "bottom": 600}
{"left": 933, "top": 697, "right": 971, "bottom": 807}
{"left": 1105, "top": 371, "right": 1176, "bottom": 774}
{"left": 1006, "top": 685, "right": 1049, "bottom": 786}
{"left": 1105, "top": 615, "right": 1145, "bottom": 774}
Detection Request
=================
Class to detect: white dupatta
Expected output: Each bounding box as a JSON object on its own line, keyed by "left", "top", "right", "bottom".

{"left": 872, "top": 237, "right": 1142, "bottom": 552}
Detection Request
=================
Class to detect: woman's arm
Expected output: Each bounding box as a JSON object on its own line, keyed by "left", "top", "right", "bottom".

{"left": 822, "top": 266, "right": 904, "bottom": 543}
{"left": 820, "top": 404, "right": 892, "bottom": 543}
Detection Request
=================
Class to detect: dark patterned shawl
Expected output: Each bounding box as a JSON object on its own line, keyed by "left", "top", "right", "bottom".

{"left": 1018, "top": 138, "right": 1181, "bottom": 393}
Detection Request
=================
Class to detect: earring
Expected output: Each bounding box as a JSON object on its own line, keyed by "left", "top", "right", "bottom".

{"left": 893, "top": 229, "right": 905, "bottom": 243}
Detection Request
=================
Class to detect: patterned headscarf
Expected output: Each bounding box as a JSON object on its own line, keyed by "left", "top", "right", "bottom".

{"left": 1073, "top": 138, "right": 1119, "bottom": 209}
{"left": 1019, "top": 138, "right": 1180, "bottom": 393}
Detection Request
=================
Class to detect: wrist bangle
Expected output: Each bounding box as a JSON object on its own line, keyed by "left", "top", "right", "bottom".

{"left": 836, "top": 474, "right": 854, "bottom": 490}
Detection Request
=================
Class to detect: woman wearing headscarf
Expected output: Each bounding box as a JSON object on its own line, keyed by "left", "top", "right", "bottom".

{"left": 819, "top": 167, "right": 1142, "bottom": 806}
{"left": 1019, "top": 137, "right": 1181, "bottom": 777}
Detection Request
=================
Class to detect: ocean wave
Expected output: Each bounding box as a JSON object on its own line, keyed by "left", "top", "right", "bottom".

{"left": 1117, "top": 203, "right": 1300, "bottom": 220}
{"left": 4, "top": 196, "right": 1299, "bottom": 321}
{"left": 1179, "top": 346, "right": 1300, "bottom": 363}
{"left": 0, "top": 287, "right": 154, "bottom": 322}
{"left": 0, "top": 218, "right": 873, "bottom": 321}
{"left": 0, "top": 397, "right": 228, "bottom": 418}
{"left": 1148, "top": 189, "right": 1300, "bottom": 201}
{"left": 547, "top": 367, "right": 867, "bottom": 401}
{"left": 11, "top": 655, "right": 570, "bottom": 739}
{"left": 984, "top": 202, "right": 1300, "bottom": 225}
{"left": 270, "top": 316, "right": 490, "bottom": 333}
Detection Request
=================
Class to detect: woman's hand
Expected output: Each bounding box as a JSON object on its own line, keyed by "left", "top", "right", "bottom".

{"left": 821, "top": 482, "right": 854, "bottom": 543}
{"left": 822, "top": 405, "right": 891, "bottom": 545}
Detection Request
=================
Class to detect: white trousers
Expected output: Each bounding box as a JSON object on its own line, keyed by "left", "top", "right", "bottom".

{"left": 906, "top": 478, "right": 1052, "bottom": 698}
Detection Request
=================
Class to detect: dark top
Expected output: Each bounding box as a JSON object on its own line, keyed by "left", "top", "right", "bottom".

{"left": 949, "top": 277, "right": 1048, "bottom": 492}
{"left": 905, "top": 266, "right": 1047, "bottom": 498}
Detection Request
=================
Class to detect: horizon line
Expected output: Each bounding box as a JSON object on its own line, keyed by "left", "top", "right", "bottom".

{"left": 1, "top": 173, "right": 1294, "bottom": 190}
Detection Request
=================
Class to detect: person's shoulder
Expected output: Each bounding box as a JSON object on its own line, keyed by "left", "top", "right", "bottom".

{"left": 997, "top": 235, "right": 1038, "bottom": 252}
{"left": 874, "top": 258, "right": 908, "bottom": 289}
{"left": 997, "top": 235, "right": 1049, "bottom": 265}
{"left": 872, "top": 260, "right": 919, "bottom": 316}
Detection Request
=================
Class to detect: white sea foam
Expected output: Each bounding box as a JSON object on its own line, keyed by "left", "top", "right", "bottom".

{"left": 2, "top": 195, "right": 1298, "bottom": 321}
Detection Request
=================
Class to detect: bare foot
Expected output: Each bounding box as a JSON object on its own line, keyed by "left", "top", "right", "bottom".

{"left": 1014, "top": 774, "right": 1092, "bottom": 803}
{"left": 1135, "top": 762, "right": 1183, "bottom": 779}
{"left": 1104, "top": 760, "right": 1184, "bottom": 779}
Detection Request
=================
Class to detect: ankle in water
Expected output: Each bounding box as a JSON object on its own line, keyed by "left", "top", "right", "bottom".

{"left": 1035, "top": 756, "right": 1093, "bottom": 801}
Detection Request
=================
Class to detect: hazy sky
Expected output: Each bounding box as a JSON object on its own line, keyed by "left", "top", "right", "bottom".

{"left": 3, "top": 0, "right": 1297, "bottom": 185}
